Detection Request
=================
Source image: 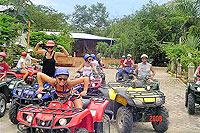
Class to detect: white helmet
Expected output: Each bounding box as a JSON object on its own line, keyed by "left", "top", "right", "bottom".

{"left": 28, "top": 49, "right": 33, "bottom": 53}
{"left": 127, "top": 54, "right": 132, "bottom": 57}
{"left": 141, "top": 54, "right": 148, "bottom": 58}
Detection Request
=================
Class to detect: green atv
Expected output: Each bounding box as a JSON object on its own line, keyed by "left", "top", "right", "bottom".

{"left": 99, "top": 82, "right": 169, "bottom": 133}
{"left": 185, "top": 75, "right": 200, "bottom": 115}
{"left": 0, "top": 78, "right": 27, "bottom": 117}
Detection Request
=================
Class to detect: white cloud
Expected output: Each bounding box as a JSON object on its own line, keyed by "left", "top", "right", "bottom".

{"left": 32, "top": 0, "right": 57, "bottom": 6}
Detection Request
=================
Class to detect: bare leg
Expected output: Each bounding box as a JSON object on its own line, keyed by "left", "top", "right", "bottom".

{"left": 20, "top": 69, "right": 29, "bottom": 80}
{"left": 73, "top": 99, "right": 83, "bottom": 109}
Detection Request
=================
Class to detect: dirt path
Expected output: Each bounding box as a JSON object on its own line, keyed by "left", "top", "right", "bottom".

{"left": 1, "top": 67, "right": 200, "bottom": 133}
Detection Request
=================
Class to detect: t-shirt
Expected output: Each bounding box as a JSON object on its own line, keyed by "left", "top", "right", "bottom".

{"left": 25, "top": 54, "right": 33, "bottom": 65}
{"left": 92, "top": 60, "right": 99, "bottom": 67}
{"left": 17, "top": 58, "right": 26, "bottom": 68}
{"left": 0, "top": 62, "right": 9, "bottom": 77}
{"left": 120, "top": 59, "right": 126, "bottom": 68}
{"left": 138, "top": 62, "right": 152, "bottom": 79}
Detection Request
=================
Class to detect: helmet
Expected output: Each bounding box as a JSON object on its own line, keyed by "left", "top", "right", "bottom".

{"left": 46, "top": 40, "right": 55, "bottom": 47}
{"left": 84, "top": 54, "right": 91, "bottom": 61}
{"left": 127, "top": 54, "right": 132, "bottom": 57}
{"left": 122, "top": 55, "right": 126, "bottom": 58}
{"left": 55, "top": 67, "right": 69, "bottom": 77}
{"left": 28, "top": 49, "right": 33, "bottom": 53}
{"left": 0, "top": 52, "right": 6, "bottom": 58}
{"left": 91, "top": 54, "right": 96, "bottom": 59}
{"left": 21, "top": 52, "right": 27, "bottom": 57}
{"left": 141, "top": 54, "right": 148, "bottom": 59}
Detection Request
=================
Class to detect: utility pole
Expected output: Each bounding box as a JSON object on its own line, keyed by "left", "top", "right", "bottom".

{"left": 27, "top": 21, "right": 31, "bottom": 48}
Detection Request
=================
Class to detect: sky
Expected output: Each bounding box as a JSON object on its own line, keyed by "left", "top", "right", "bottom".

{"left": 32, "top": 0, "right": 171, "bottom": 18}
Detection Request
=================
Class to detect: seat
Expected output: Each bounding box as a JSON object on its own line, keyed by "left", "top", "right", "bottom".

{"left": 81, "top": 99, "right": 91, "bottom": 109}
{"left": 9, "top": 69, "right": 21, "bottom": 74}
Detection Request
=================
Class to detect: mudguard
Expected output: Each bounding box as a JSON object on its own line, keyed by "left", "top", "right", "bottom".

{"left": 87, "top": 100, "right": 109, "bottom": 122}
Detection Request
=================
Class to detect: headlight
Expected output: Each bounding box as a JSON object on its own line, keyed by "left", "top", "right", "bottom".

{"left": 37, "top": 94, "right": 43, "bottom": 99}
{"left": 156, "top": 98, "right": 162, "bottom": 104}
{"left": 90, "top": 110, "right": 96, "bottom": 116}
{"left": 92, "top": 83, "right": 96, "bottom": 87}
{"left": 18, "top": 91, "right": 22, "bottom": 96}
{"left": 26, "top": 115, "right": 33, "bottom": 123}
{"left": 146, "top": 86, "right": 151, "bottom": 91}
{"left": 59, "top": 118, "right": 67, "bottom": 126}
{"left": 197, "top": 87, "right": 200, "bottom": 91}
{"left": 133, "top": 99, "right": 143, "bottom": 105}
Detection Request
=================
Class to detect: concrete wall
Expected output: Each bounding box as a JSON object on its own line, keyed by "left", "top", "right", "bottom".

{"left": 56, "top": 56, "right": 121, "bottom": 68}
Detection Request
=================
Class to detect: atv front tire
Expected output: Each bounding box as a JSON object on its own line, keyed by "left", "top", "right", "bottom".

{"left": 9, "top": 99, "right": 20, "bottom": 124}
{"left": 188, "top": 93, "right": 195, "bottom": 115}
{"left": 152, "top": 106, "right": 169, "bottom": 132}
{"left": 122, "top": 73, "right": 129, "bottom": 81}
{"left": 95, "top": 114, "right": 110, "bottom": 133}
{"left": 116, "top": 106, "right": 133, "bottom": 133}
{"left": 0, "top": 93, "right": 7, "bottom": 118}
{"left": 185, "top": 91, "right": 188, "bottom": 107}
{"left": 116, "top": 72, "right": 122, "bottom": 82}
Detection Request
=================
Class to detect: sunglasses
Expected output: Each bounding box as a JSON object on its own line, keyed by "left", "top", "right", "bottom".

{"left": 88, "top": 59, "right": 93, "bottom": 61}
{"left": 46, "top": 46, "right": 54, "bottom": 49}
{"left": 58, "top": 77, "right": 68, "bottom": 81}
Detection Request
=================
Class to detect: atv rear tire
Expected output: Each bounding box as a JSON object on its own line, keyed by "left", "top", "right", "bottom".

{"left": 0, "top": 93, "right": 7, "bottom": 118}
{"left": 185, "top": 91, "right": 188, "bottom": 107}
{"left": 95, "top": 114, "right": 110, "bottom": 133}
{"left": 9, "top": 99, "right": 20, "bottom": 124}
{"left": 188, "top": 93, "right": 195, "bottom": 115}
{"left": 76, "top": 128, "right": 88, "bottom": 133}
{"left": 116, "top": 72, "right": 122, "bottom": 82}
{"left": 152, "top": 106, "right": 169, "bottom": 132}
{"left": 122, "top": 73, "right": 129, "bottom": 81}
{"left": 116, "top": 106, "right": 133, "bottom": 133}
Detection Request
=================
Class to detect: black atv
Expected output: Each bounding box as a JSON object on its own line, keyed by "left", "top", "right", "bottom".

{"left": 185, "top": 75, "right": 200, "bottom": 115}
{"left": 99, "top": 82, "right": 169, "bottom": 133}
{"left": 0, "top": 78, "right": 27, "bottom": 117}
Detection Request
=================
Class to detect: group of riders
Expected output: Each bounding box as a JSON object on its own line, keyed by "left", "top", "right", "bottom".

{"left": 0, "top": 40, "right": 200, "bottom": 109}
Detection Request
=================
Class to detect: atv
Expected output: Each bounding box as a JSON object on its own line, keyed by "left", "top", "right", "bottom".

{"left": 185, "top": 75, "right": 200, "bottom": 115}
{"left": 17, "top": 94, "right": 111, "bottom": 133}
{"left": 116, "top": 67, "right": 135, "bottom": 82}
{"left": 8, "top": 82, "right": 56, "bottom": 124}
{"left": 0, "top": 77, "right": 28, "bottom": 117}
{"left": 98, "top": 82, "right": 169, "bottom": 133}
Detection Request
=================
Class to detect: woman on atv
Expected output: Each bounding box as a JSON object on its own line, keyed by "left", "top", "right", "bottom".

{"left": 133, "top": 54, "right": 155, "bottom": 83}
{"left": 194, "top": 66, "right": 200, "bottom": 84}
{"left": 16, "top": 52, "right": 29, "bottom": 81}
{"left": 36, "top": 67, "right": 89, "bottom": 109}
{"left": 123, "top": 54, "right": 134, "bottom": 67}
{"left": 0, "top": 52, "right": 9, "bottom": 81}
{"left": 119, "top": 55, "right": 126, "bottom": 68}
{"left": 76, "top": 54, "right": 98, "bottom": 77}
{"left": 34, "top": 40, "right": 69, "bottom": 77}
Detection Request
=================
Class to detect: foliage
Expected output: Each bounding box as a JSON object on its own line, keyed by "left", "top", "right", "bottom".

{"left": 70, "top": 2, "right": 109, "bottom": 34}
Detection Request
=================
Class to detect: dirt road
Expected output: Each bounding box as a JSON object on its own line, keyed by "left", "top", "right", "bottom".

{"left": 1, "top": 67, "right": 200, "bottom": 133}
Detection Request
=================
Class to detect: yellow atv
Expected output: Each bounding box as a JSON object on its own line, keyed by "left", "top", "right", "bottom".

{"left": 99, "top": 82, "right": 169, "bottom": 133}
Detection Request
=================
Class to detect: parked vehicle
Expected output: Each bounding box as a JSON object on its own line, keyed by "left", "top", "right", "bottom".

{"left": 116, "top": 67, "right": 135, "bottom": 82}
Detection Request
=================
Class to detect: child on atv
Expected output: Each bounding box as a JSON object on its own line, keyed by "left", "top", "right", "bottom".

{"left": 36, "top": 67, "right": 89, "bottom": 109}
{"left": 16, "top": 52, "right": 29, "bottom": 81}
{"left": 133, "top": 54, "right": 155, "bottom": 83}
{"left": 0, "top": 52, "right": 9, "bottom": 81}
{"left": 194, "top": 66, "right": 200, "bottom": 85}
{"left": 76, "top": 54, "right": 98, "bottom": 77}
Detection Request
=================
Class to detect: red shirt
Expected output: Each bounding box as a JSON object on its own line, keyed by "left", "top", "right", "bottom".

{"left": 120, "top": 59, "right": 126, "bottom": 68}
{"left": 0, "top": 62, "right": 9, "bottom": 77}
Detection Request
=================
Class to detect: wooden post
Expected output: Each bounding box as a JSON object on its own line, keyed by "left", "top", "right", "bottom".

{"left": 188, "top": 65, "right": 195, "bottom": 82}
{"left": 27, "top": 21, "right": 31, "bottom": 48}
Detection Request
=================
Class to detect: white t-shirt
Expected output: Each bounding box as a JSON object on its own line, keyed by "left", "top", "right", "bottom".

{"left": 92, "top": 60, "right": 99, "bottom": 67}
{"left": 17, "top": 58, "right": 26, "bottom": 68}
{"left": 25, "top": 54, "right": 32, "bottom": 65}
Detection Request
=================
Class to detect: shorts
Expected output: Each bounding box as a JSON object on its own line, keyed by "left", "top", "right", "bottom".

{"left": 17, "top": 68, "right": 23, "bottom": 73}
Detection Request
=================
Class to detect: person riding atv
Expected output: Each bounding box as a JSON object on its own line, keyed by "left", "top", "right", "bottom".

{"left": 0, "top": 52, "right": 9, "bottom": 81}
{"left": 25, "top": 49, "right": 40, "bottom": 66}
{"left": 194, "top": 66, "right": 200, "bottom": 85}
{"left": 37, "top": 67, "right": 89, "bottom": 109}
{"left": 123, "top": 54, "right": 134, "bottom": 67}
{"left": 133, "top": 54, "right": 155, "bottom": 83}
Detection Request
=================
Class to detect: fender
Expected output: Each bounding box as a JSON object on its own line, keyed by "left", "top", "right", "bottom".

{"left": 7, "top": 72, "right": 24, "bottom": 78}
{"left": 87, "top": 100, "right": 109, "bottom": 122}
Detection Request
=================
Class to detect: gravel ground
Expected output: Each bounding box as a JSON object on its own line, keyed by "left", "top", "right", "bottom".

{"left": 1, "top": 67, "right": 200, "bottom": 133}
